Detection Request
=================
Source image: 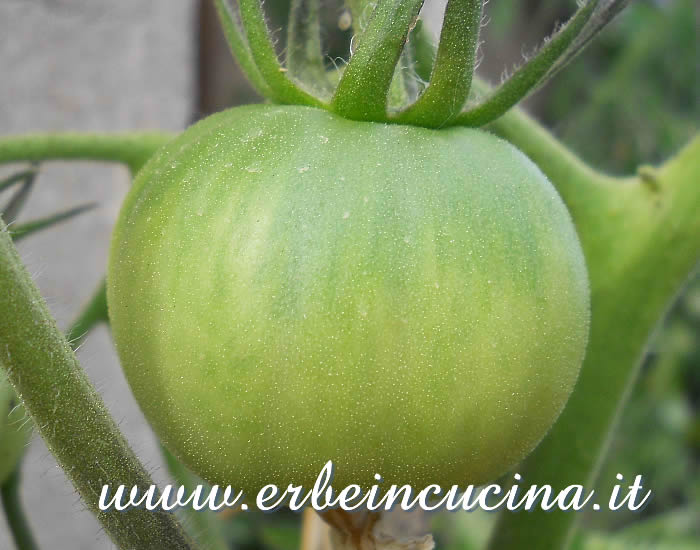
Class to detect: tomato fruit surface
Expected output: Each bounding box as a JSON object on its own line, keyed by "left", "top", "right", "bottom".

{"left": 108, "top": 104, "right": 589, "bottom": 494}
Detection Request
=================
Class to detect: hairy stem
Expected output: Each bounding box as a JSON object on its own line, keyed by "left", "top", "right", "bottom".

{"left": 484, "top": 104, "right": 700, "bottom": 549}
{"left": 0, "top": 132, "right": 174, "bottom": 174}
{"left": 0, "top": 469, "right": 39, "bottom": 550}
{"left": 0, "top": 219, "right": 196, "bottom": 550}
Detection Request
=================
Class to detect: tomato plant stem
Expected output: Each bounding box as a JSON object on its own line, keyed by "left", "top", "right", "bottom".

{"left": 0, "top": 468, "right": 39, "bottom": 550}
{"left": 484, "top": 97, "right": 700, "bottom": 550}
{"left": 0, "top": 220, "right": 197, "bottom": 550}
{"left": 0, "top": 132, "right": 174, "bottom": 174}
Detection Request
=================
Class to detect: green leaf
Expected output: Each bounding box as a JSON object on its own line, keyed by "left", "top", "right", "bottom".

{"left": 0, "top": 469, "right": 39, "bottom": 550}
{"left": 577, "top": 509, "right": 700, "bottom": 550}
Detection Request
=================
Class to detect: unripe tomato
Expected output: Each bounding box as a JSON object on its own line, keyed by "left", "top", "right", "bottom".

{"left": 0, "top": 371, "right": 32, "bottom": 485}
{"left": 108, "top": 105, "right": 589, "bottom": 494}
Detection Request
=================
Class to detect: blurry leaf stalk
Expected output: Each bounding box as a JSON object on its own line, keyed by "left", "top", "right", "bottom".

{"left": 0, "top": 0, "right": 698, "bottom": 549}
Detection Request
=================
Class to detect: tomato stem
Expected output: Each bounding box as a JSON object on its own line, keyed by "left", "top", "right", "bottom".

{"left": 0, "top": 219, "right": 198, "bottom": 550}
{"left": 0, "top": 132, "right": 174, "bottom": 174}
{"left": 484, "top": 96, "right": 700, "bottom": 549}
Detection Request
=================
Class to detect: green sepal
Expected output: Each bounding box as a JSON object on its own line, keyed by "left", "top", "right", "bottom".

{"left": 331, "top": 0, "right": 426, "bottom": 121}
{"left": 213, "top": 0, "right": 275, "bottom": 98}
{"left": 237, "top": 0, "right": 327, "bottom": 107}
{"left": 455, "top": 0, "right": 598, "bottom": 127}
{"left": 394, "top": 0, "right": 484, "bottom": 127}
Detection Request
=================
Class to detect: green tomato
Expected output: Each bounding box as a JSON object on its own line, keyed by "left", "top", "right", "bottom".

{"left": 0, "top": 371, "right": 32, "bottom": 485}
{"left": 108, "top": 104, "right": 589, "bottom": 495}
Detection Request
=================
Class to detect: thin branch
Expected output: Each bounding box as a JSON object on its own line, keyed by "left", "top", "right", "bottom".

{"left": 0, "top": 133, "right": 174, "bottom": 174}
{"left": 11, "top": 203, "right": 97, "bottom": 243}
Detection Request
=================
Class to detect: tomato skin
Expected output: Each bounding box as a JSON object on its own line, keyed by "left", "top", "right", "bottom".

{"left": 108, "top": 104, "right": 589, "bottom": 494}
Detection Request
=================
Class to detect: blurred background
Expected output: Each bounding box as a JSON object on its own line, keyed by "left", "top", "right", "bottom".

{"left": 0, "top": 0, "right": 697, "bottom": 548}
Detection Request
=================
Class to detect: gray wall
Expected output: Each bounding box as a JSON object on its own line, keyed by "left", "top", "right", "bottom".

{"left": 1, "top": 2, "right": 196, "bottom": 548}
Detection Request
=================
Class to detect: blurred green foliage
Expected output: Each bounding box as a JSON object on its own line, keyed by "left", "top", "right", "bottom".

{"left": 544, "top": 0, "right": 698, "bottom": 173}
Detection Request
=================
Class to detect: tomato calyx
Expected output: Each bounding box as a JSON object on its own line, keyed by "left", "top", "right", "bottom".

{"left": 214, "top": 0, "right": 627, "bottom": 128}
